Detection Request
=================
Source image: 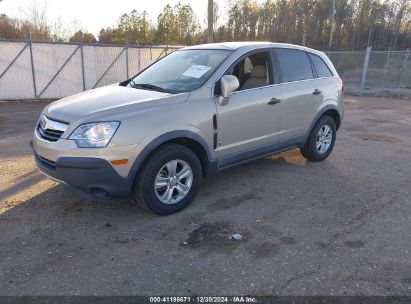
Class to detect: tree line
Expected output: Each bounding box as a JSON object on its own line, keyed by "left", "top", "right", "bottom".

{"left": 220, "top": 0, "right": 410, "bottom": 50}
{"left": 0, "top": 0, "right": 410, "bottom": 50}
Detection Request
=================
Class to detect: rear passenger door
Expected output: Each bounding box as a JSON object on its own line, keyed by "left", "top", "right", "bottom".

{"left": 273, "top": 49, "right": 324, "bottom": 142}
{"left": 307, "top": 52, "right": 337, "bottom": 110}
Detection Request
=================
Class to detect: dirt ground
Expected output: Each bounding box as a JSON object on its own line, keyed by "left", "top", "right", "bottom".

{"left": 0, "top": 97, "right": 410, "bottom": 296}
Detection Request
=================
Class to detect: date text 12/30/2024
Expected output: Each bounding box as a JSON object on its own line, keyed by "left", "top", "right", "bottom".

{"left": 149, "top": 296, "right": 258, "bottom": 303}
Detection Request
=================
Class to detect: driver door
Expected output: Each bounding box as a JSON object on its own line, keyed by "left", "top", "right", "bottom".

{"left": 216, "top": 50, "right": 283, "bottom": 167}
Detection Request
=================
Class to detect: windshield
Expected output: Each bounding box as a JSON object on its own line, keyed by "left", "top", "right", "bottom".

{"left": 128, "top": 49, "right": 232, "bottom": 93}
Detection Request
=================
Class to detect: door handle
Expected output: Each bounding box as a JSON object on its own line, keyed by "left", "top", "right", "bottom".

{"left": 313, "top": 89, "right": 322, "bottom": 95}
{"left": 268, "top": 98, "right": 281, "bottom": 105}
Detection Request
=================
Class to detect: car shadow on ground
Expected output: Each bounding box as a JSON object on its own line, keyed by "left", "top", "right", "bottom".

{"left": 0, "top": 169, "right": 45, "bottom": 203}
{"left": 0, "top": 152, "right": 365, "bottom": 248}
{"left": 0, "top": 149, "right": 377, "bottom": 241}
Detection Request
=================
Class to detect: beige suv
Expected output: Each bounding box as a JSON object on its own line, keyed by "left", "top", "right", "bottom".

{"left": 32, "top": 42, "right": 344, "bottom": 215}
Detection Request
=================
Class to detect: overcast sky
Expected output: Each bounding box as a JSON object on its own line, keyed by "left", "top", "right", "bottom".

{"left": 0, "top": 0, "right": 231, "bottom": 36}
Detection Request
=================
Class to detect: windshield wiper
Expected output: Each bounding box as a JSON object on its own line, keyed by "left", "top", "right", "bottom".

{"left": 131, "top": 83, "right": 170, "bottom": 93}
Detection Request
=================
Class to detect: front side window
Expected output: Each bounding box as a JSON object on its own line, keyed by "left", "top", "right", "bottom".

{"left": 308, "top": 53, "right": 333, "bottom": 78}
{"left": 275, "top": 49, "right": 313, "bottom": 83}
{"left": 129, "top": 49, "right": 231, "bottom": 93}
{"left": 227, "top": 51, "right": 271, "bottom": 91}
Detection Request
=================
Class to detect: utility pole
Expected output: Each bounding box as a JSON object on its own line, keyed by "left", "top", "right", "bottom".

{"left": 207, "top": 0, "right": 214, "bottom": 43}
{"left": 367, "top": 1, "right": 375, "bottom": 47}
{"left": 329, "top": 0, "right": 336, "bottom": 50}
{"left": 302, "top": 32, "right": 307, "bottom": 46}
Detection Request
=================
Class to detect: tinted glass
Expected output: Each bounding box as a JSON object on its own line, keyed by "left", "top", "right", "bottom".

{"left": 309, "top": 54, "right": 333, "bottom": 78}
{"left": 276, "top": 49, "right": 313, "bottom": 82}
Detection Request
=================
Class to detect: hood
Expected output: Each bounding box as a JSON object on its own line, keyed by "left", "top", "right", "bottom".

{"left": 44, "top": 85, "right": 188, "bottom": 123}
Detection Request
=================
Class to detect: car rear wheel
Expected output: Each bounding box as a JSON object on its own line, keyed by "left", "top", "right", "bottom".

{"left": 133, "top": 144, "right": 202, "bottom": 215}
{"left": 300, "top": 115, "right": 336, "bottom": 161}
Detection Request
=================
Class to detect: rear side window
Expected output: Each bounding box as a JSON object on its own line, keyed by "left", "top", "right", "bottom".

{"left": 275, "top": 49, "right": 313, "bottom": 82}
{"left": 309, "top": 53, "right": 333, "bottom": 78}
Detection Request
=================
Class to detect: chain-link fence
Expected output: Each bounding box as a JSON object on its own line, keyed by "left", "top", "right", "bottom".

{"left": 328, "top": 48, "right": 411, "bottom": 96}
{"left": 0, "top": 40, "right": 410, "bottom": 100}
{"left": 0, "top": 40, "right": 179, "bottom": 100}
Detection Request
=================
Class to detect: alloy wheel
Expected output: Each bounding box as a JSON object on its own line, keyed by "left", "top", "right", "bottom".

{"left": 154, "top": 159, "right": 193, "bottom": 204}
{"left": 316, "top": 124, "right": 333, "bottom": 154}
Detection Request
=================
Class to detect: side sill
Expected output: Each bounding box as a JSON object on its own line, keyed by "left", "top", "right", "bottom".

{"left": 216, "top": 134, "right": 307, "bottom": 172}
{"left": 217, "top": 144, "right": 299, "bottom": 172}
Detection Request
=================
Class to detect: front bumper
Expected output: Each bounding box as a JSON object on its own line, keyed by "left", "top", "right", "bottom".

{"left": 31, "top": 141, "right": 132, "bottom": 200}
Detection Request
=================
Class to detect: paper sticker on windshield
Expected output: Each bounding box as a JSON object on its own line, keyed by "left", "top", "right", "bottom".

{"left": 182, "top": 65, "right": 211, "bottom": 79}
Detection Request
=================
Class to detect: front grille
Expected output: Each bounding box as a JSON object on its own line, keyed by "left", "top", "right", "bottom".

{"left": 37, "top": 126, "right": 64, "bottom": 142}
{"left": 36, "top": 114, "right": 69, "bottom": 142}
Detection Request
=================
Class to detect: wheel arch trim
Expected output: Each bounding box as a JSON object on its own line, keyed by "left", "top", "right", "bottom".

{"left": 127, "top": 130, "right": 213, "bottom": 181}
{"left": 307, "top": 104, "right": 342, "bottom": 138}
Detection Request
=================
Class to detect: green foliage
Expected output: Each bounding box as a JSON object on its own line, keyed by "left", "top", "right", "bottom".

{"left": 155, "top": 3, "right": 200, "bottom": 45}
{"left": 98, "top": 27, "right": 115, "bottom": 44}
{"left": 115, "top": 10, "right": 155, "bottom": 45}
{"left": 69, "top": 30, "right": 97, "bottom": 43}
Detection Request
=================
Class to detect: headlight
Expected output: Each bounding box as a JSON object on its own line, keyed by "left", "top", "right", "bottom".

{"left": 69, "top": 122, "right": 120, "bottom": 148}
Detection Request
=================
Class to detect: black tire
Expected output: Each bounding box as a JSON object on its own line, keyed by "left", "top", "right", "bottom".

{"left": 300, "top": 115, "right": 337, "bottom": 161}
{"left": 133, "top": 144, "right": 202, "bottom": 215}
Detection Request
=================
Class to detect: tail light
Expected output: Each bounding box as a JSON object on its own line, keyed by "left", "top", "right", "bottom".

{"left": 337, "top": 76, "right": 344, "bottom": 91}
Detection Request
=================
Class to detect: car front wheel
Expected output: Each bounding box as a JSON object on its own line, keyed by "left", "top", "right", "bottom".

{"left": 133, "top": 144, "right": 202, "bottom": 215}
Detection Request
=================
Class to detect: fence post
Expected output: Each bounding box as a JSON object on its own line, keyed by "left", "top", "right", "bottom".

{"left": 80, "top": 41, "right": 86, "bottom": 91}
{"left": 400, "top": 49, "right": 409, "bottom": 88}
{"left": 125, "top": 45, "right": 129, "bottom": 79}
{"left": 382, "top": 47, "right": 391, "bottom": 87}
{"left": 360, "top": 46, "right": 372, "bottom": 95}
{"left": 28, "top": 36, "right": 37, "bottom": 99}
{"left": 138, "top": 48, "right": 141, "bottom": 72}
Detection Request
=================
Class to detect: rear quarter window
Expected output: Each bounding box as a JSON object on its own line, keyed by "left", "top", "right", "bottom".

{"left": 275, "top": 49, "right": 313, "bottom": 82}
{"left": 309, "top": 53, "right": 333, "bottom": 78}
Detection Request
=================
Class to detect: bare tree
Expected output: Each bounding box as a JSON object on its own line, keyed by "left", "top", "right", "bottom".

{"left": 23, "top": 0, "right": 51, "bottom": 40}
{"left": 1, "top": 0, "right": 411, "bottom": 49}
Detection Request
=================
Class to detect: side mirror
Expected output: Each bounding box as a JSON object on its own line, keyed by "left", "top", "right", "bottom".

{"left": 218, "top": 75, "right": 239, "bottom": 106}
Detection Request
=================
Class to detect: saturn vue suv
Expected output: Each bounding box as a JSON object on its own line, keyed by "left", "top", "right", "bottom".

{"left": 32, "top": 42, "right": 344, "bottom": 215}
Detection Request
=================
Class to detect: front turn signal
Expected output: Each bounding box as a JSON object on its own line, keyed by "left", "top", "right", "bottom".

{"left": 111, "top": 159, "right": 129, "bottom": 165}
